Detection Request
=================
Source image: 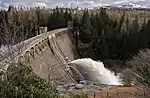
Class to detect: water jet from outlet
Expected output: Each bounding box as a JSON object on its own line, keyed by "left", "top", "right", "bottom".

{"left": 69, "top": 58, "right": 122, "bottom": 85}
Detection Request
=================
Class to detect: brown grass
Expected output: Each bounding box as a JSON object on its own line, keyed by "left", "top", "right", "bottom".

{"left": 88, "top": 86, "right": 150, "bottom": 98}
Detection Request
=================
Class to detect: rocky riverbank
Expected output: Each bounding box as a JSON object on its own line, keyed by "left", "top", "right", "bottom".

{"left": 56, "top": 82, "right": 116, "bottom": 94}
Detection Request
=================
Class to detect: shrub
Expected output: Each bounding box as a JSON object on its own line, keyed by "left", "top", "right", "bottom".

{"left": 0, "top": 63, "right": 58, "bottom": 98}
{"left": 127, "top": 49, "right": 150, "bottom": 88}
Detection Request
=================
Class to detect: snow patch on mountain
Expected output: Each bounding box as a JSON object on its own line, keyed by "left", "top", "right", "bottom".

{"left": 0, "top": 0, "right": 149, "bottom": 10}
{"left": 118, "top": 3, "right": 149, "bottom": 8}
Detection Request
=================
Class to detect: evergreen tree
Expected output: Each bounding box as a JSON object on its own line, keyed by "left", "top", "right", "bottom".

{"left": 132, "top": 15, "right": 139, "bottom": 32}
{"left": 144, "top": 20, "right": 150, "bottom": 48}
{"left": 79, "top": 10, "right": 92, "bottom": 43}
{"left": 100, "top": 30, "right": 109, "bottom": 57}
{"left": 73, "top": 13, "right": 79, "bottom": 27}
{"left": 118, "top": 11, "right": 125, "bottom": 34}
{"left": 64, "top": 8, "right": 72, "bottom": 26}
{"left": 99, "top": 8, "right": 109, "bottom": 34}
{"left": 125, "top": 16, "right": 131, "bottom": 33}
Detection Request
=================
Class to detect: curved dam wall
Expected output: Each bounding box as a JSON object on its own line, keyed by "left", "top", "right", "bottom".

{"left": 17, "top": 28, "right": 77, "bottom": 84}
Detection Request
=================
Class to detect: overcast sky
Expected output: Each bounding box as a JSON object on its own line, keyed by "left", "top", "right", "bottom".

{"left": 0, "top": 0, "right": 150, "bottom": 8}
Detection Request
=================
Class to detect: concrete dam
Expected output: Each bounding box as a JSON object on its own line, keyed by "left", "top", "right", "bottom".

{"left": 0, "top": 28, "right": 80, "bottom": 85}
{"left": 28, "top": 28, "right": 78, "bottom": 84}
{"left": 0, "top": 27, "right": 122, "bottom": 85}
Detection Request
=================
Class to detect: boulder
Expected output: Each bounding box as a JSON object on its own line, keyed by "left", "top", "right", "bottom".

{"left": 75, "top": 84, "right": 83, "bottom": 89}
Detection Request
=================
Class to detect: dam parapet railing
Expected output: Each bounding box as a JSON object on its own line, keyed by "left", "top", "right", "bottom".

{"left": 0, "top": 28, "right": 68, "bottom": 71}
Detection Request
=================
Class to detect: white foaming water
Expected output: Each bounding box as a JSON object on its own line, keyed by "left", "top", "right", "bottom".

{"left": 0, "top": 45, "right": 9, "bottom": 53}
{"left": 69, "top": 58, "right": 122, "bottom": 85}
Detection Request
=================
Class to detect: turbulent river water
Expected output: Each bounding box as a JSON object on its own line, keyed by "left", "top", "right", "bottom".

{"left": 69, "top": 58, "right": 122, "bottom": 85}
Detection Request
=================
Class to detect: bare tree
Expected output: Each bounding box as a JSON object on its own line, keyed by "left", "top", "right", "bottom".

{"left": 0, "top": 7, "right": 35, "bottom": 72}
{"left": 127, "top": 49, "right": 150, "bottom": 90}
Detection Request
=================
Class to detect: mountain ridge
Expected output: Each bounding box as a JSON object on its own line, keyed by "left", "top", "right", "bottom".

{"left": 0, "top": 1, "right": 150, "bottom": 10}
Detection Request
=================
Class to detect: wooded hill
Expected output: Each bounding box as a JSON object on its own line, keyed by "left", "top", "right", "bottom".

{"left": 0, "top": 6, "right": 150, "bottom": 61}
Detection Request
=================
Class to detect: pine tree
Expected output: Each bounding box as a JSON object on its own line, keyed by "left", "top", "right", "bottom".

{"left": 125, "top": 16, "right": 131, "bottom": 33}
{"left": 99, "top": 30, "right": 109, "bottom": 57}
{"left": 132, "top": 15, "right": 139, "bottom": 32}
{"left": 99, "top": 8, "right": 109, "bottom": 34}
{"left": 79, "top": 10, "right": 92, "bottom": 43}
{"left": 145, "top": 20, "right": 150, "bottom": 48}
{"left": 73, "top": 13, "right": 79, "bottom": 27}
{"left": 64, "top": 8, "right": 72, "bottom": 26}
{"left": 118, "top": 11, "right": 125, "bottom": 34}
